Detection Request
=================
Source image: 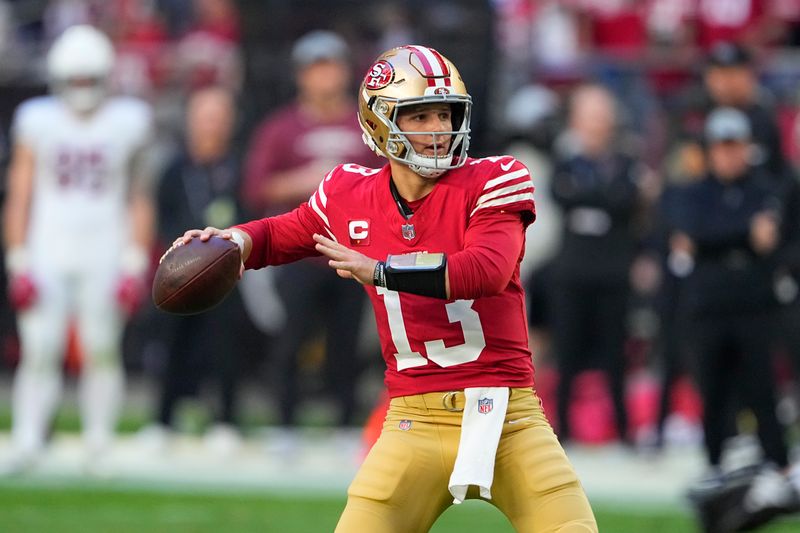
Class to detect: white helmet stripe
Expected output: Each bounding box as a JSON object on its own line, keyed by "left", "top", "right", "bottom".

{"left": 407, "top": 45, "right": 446, "bottom": 77}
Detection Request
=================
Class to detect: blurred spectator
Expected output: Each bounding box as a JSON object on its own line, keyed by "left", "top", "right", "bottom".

{"left": 0, "top": 25, "right": 154, "bottom": 474}
{"left": 678, "top": 107, "right": 789, "bottom": 482}
{"left": 548, "top": 83, "right": 646, "bottom": 445}
{"left": 643, "top": 0, "right": 697, "bottom": 110}
{"left": 139, "top": 86, "right": 247, "bottom": 454}
{"left": 646, "top": 0, "right": 696, "bottom": 49}
{"left": 43, "top": 0, "right": 96, "bottom": 41}
{"left": 493, "top": 0, "right": 586, "bottom": 110}
{"left": 577, "top": 1, "right": 662, "bottom": 160}
{"left": 242, "top": 30, "right": 380, "bottom": 432}
{"left": 373, "top": 3, "right": 414, "bottom": 52}
{"left": 579, "top": 0, "right": 647, "bottom": 60}
{"left": 172, "top": 0, "right": 242, "bottom": 92}
{"left": 690, "top": 0, "right": 784, "bottom": 50}
{"left": 706, "top": 42, "right": 787, "bottom": 173}
{"left": 650, "top": 139, "right": 707, "bottom": 449}
{"left": 532, "top": 0, "right": 586, "bottom": 74}
{"left": 104, "top": 0, "right": 170, "bottom": 98}
{"left": 777, "top": 0, "right": 800, "bottom": 46}
{"left": 676, "top": 41, "right": 787, "bottom": 178}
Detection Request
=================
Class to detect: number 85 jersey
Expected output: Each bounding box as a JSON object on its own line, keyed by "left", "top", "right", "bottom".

{"left": 238, "top": 156, "right": 536, "bottom": 397}
{"left": 13, "top": 95, "right": 152, "bottom": 269}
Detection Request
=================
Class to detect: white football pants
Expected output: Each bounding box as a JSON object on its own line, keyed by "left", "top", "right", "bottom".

{"left": 12, "top": 262, "right": 124, "bottom": 457}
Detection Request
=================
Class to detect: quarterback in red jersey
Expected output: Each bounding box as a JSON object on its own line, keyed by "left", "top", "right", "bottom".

{"left": 171, "top": 45, "right": 597, "bottom": 532}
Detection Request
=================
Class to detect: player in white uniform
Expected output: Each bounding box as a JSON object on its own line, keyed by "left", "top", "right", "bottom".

{"left": 1, "top": 25, "right": 154, "bottom": 473}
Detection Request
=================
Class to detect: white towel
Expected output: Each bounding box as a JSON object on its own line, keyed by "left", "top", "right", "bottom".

{"left": 448, "top": 387, "right": 509, "bottom": 504}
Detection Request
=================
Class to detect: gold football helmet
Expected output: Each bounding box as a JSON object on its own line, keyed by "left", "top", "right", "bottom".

{"left": 358, "top": 45, "right": 472, "bottom": 178}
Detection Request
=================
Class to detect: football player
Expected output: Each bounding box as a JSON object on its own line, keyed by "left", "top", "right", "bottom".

{"left": 2, "top": 25, "right": 154, "bottom": 474}
{"left": 173, "top": 45, "right": 597, "bottom": 531}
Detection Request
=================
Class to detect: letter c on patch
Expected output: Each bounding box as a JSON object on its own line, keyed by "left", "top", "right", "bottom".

{"left": 348, "top": 220, "right": 370, "bottom": 244}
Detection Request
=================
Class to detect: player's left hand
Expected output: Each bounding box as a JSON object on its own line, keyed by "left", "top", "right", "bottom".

{"left": 8, "top": 273, "right": 38, "bottom": 311}
{"left": 313, "top": 233, "right": 378, "bottom": 286}
{"left": 116, "top": 274, "right": 145, "bottom": 317}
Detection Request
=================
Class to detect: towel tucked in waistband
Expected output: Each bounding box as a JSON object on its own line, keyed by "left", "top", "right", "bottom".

{"left": 448, "top": 386, "right": 509, "bottom": 504}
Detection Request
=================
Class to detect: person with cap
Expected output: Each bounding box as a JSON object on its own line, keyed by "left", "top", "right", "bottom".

{"left": 677, "top": 107, "right": 798, "bottom": 531}
{"left": 241, "top": 30, "right": 380, "bottom": 435}
{"left": 674, "top": 41, "right": 787, "bottom": 179}
{"left": 707, "top": 42, "right": 788, "bottom": 176}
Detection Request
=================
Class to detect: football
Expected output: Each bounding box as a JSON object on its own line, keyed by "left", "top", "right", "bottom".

{"left": 152, "top": 236, "right": 241, "bottom": 315}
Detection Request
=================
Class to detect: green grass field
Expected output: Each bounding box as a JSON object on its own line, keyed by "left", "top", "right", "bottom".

{"left": 1, "top": 484, "right": 799, "bottom": 533}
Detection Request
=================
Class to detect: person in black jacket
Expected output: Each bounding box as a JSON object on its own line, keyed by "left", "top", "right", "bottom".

{"left": 548, "top": 84, "right": 645, "bottom": 445}
{"left": 680, "top": 106, "right": 788, "bottom": 472}
{"left": 681, "top": 106, "right": 799, "bottom": 532}
{"left": 141, "top": 86, "right": 248, "bottom": 452}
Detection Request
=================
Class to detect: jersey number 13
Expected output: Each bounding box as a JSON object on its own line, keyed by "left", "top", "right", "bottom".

{"left": 377, "top": 287, "right": 486, "bottom": 370}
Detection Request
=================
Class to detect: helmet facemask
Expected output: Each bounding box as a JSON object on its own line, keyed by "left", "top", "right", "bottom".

{"left": 53, "top": 77, "right": 109, "bottom": 114}
{"left": 378, "top": 96, "right": 471, "bottom": 178}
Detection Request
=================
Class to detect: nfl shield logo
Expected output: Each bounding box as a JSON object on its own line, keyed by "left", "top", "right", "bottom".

{"left": 477, "top": 398, "right": 493, "bottom": 414}
{"left": 398, "top": 419, "right": 412, "bottom": 431}
{"left": 401, "top": 223, "right": 415, "bottom": 240}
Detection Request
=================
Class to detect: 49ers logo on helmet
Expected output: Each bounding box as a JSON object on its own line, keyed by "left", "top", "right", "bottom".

{"left": 365, "top": 60, "right": 394, "bottom": 90}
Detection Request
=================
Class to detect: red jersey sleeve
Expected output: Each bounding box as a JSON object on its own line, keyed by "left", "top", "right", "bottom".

{"left": 446, "top": 156, "right": 535, "bottom": 299}
{"left": 447, "top": 211, "right": 526, "bottom": 300}
{"left": 235, "top": 166, "right": 342, "bottom": 269}
{"left": 468, "top": 156, "right": 536, "bottom": 225}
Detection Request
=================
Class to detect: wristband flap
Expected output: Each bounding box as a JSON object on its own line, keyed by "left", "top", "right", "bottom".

{"left": 386, "top": 252, "right": 445, "bottom": 272}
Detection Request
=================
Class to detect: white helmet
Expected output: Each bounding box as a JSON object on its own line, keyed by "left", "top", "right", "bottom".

{"left": 47, "top": 25, "right": 115, "bottom": 113}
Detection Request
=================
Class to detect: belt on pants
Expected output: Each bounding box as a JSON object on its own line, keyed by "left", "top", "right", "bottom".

{"left": 394, "top": 390, "right": 467, "bottom": 412}
{"left": 394, "top": 387, "right": 534, "bottom": 413}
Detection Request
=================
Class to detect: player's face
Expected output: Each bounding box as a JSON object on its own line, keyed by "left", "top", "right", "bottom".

{"left": 396, "top": 104, "right": 453, "bottom": 157}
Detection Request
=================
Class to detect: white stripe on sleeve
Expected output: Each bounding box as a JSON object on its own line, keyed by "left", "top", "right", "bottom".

{"left": 317, "top": 178, "right": 328, "bottom": 208}
{"left": 475, "top": 181, "right": 534, "bottom": 207}
{"left": 470, "top": 192, "right": 535, "bottom": 217}
{"left": 483, "top": 169, "right": 530, "bottom": 190}
{"left": 309, "top": 193, "right": 331, "bottom": 229}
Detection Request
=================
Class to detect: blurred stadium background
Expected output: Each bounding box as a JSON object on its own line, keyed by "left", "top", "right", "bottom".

{"left": 2, "top": 0, "right": 800, "bottom": 531}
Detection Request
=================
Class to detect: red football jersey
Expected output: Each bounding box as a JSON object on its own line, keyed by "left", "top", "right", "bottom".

{"left": 238, "top": 156, "right": 537, "bottom": 397}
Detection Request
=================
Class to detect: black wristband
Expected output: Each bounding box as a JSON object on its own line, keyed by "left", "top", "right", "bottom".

{"left": 384, "top": 256, "right": 447, "bottom": 299}
{"left": 373, "top": 261, "right": 387, "bottom": 288}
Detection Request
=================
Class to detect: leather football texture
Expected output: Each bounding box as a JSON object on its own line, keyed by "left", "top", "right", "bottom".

{"left": 152, "top": 236, "right": 240, "bottom": 315}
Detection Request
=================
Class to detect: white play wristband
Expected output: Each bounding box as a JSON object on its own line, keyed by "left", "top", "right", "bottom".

{"left": 229, "top": 230, "right": 245, "bottom": 254}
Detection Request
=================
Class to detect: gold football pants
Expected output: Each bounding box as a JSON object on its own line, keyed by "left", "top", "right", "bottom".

{"left": 336, "top": 387, "right": 597, "bottom": 532}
